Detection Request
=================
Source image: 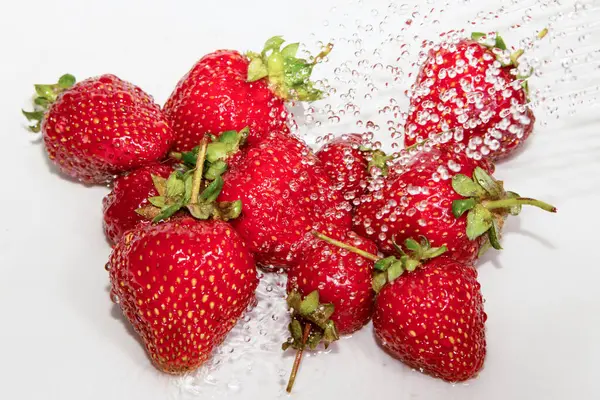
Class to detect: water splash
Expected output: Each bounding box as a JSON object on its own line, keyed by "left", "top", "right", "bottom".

{"left": 174, "top": 273, "right": 290, "bottom": 398}
{"left": 290, "top": 0, "right": 600, "bottom": 155}
{"left": 174, "top": 0, "right": 600, "bottom": 396}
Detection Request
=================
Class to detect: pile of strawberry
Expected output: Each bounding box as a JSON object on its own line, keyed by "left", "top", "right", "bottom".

{"left": 23, "top": 30, "right": 555, "bottom": 390}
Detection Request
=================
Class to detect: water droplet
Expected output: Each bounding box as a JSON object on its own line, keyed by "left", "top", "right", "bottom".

{"left": 110, "top": 292, "right": 120, "bottom": 304}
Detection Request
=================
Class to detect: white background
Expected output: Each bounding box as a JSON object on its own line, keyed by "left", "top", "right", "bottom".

{"left": 1, "top": 0, "right": 600, "bottom": 399}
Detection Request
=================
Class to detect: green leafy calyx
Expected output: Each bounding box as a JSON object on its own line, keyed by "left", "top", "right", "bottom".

{"left": 451, "top": 167, "right": 556, "bottom": 252}
{"left": 246, "top": 36, "right": 332, "bottom": 101}
{"left": 372, "top": 236, "right": 447, "bottom": 293}
{"left": 22, "top": 73, "right": 76, "bottom": 132}
{"left": 365, "top": 148, "right": 393, "bottom": 177}
{"left": 137, "top": 137, "right": 243, "bottom": 223}
{"left": 471, "top": 29, "right": 548, "bottom": 95}
{"left": 282, "top": 290, "right": 339, "bottom": 352}
{"left": 174, "top": 127, "right": 249, "bottom": 180}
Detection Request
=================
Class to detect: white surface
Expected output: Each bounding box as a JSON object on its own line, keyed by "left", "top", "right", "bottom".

{"left": 1, "top": 0, "right": 600, "bottom": 399}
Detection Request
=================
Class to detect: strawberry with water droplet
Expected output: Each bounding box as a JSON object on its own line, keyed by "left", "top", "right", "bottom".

{"left": 103, "top": 162, "right": 175, "bottom": 244}
{"left": 288, "top": 226, "right": 378, "bottom": 335}
{"left": 298, "top": 232, "right": 484, "bottom": 383}
{"left": 404, "top": 29, "right": 548, "bottom": 160}
{"left": 108, "top": 217, "right": 258, "bottom": 374}
{"left": 371, "top": 239, "right": 487, "bottom": 382}
{"left": 316, "top": 133, "right": 391, "bottom": 201}
{"left": 164, "top": 36, "right": 332, "bottom": 151}
{"left": 353, "top": 147, "right": 556, "bottom": 264}
{"left": 218, "top": 131, "right": 351, "bottom": 269}
{"left": 107, "top": 143, "right": 257, "bottom": 374}
{"left": 23, "top": 74, "right": 174, "bottom": 184}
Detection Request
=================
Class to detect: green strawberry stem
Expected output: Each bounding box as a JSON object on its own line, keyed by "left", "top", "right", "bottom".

{"left": 22, "top": 73, "right": 76, "bottom": 133}
{"left": 369, "top": 150, "right": 393, "bottom": 176}
{"left": 311, "top": 231, "right": 379, "bottom": 261}
{"left": 403, "top": 142, "right": 421, "bottom": 152}
{"left": 283, "top": 290, "right": 338, "bottom": 392}
{"left": 312, "top": 43, "right": 334, "bottom": 65}
{"left": 137, "top": 137, "right": 243, "bottom": 222}
{"left": 511, "top": 27, "right": 549, "bottom": 64}
{"left": 483, "top": 197, "right": 557, "bottom": 213}
{"left": 286, "top": 323, "right": 312, "bottom": 393}
{"left": 189, "top": 138, "right": 209, "bottom": 205}
{"left": 312, "top": 231, "right": 447, "bottom": 293}
{"left": 169, "top": 128, "right": 248, "bottom": 179}
{"left": 358, "top": 145, "right": 393, "bottom": 176}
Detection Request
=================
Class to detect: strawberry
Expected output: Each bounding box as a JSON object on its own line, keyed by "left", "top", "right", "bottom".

{"left": 103, "top": 129, "right": 248, "bottom": 244}
{"left": 373, "top": 253, "right": 486, "bottom": 382}
{"left": 404, "top": 30, "right": 547, "bottom": 160}
{"left": 218, "top": 131, "right": 350, "bottom": 269}
{"left": 164, "top": 36, "right": 332, "bottom": 151}
{"left": 107, "top": 140, "right": 255, "bottom": 374}
{"left": 353, "top": 147, "right": 556, "bottom": 264}
{"left": 300, "top": 232, "right": 484, "bottom": 383}
{"left": 107, "top": 217, "right": 258, "bottom": 374}
{"left": 316, "top": 133, "right": 390, "bottom": 201}
{"left": 310, "top": 165, "right": 354, "bottom": 230}
{"left": 23, "top": 74, "right": 174, "bottom": 184}
{"left": 287, "top": 226, "right": 377, "bottom": 335}
{"left": 103, "top": 162, "right": 175, "bottom": 244}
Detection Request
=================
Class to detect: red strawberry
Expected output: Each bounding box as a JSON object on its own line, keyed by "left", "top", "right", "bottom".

{"left": 354, "top": 147, "right": 555, "bottom": 264}
{"left": 102, "top": 126, "right": 245, "bottom": 245}
{"left": 23, "top": 74, "right": 174, "bottom": 184}
{"left": 164, "top": 37, "right": 331, "bottom": 151}
{"left": 287, "top": 227, "right": 377, "bottom": 335}
{"left": 373, "top": 255, "right": 486, "bottom": 382}
{"left": 316, "top": 134, "right": 390, "bottom": 201}
{"left": 103, "top": 162, "right": 175, "bottom": 244}
{"left": 404, "top": 30, "right": 547, "bottom": 160}
{"left": 310, "top": 164, "right": 354, "bottom": 230}
{"left": 218, "top": 131, "right": 350, "bottom": 268}
{"left": 291, "top": 232, "right": 483, "bottom": 384}
{"left": 317, "top": 134, "right": 368, "bottom": 199}
{"left": 108, "top": 217, "right": 258, "bottom": 374}
{"left": 373, "top": 250, "right": 487, "bottom": 382}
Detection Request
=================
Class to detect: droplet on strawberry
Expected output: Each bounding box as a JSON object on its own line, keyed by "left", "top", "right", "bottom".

{"left": 288, "top": 226, "right": 377, "bottom": 335}
{"left": 303, "top": 230, "right": 483, "bottom": 382}
{"left": 373, "top": 256, "right": 487, "bottom": 382}
{"left": 353, "top": 147, "right": 555, "bottom": 264}
{"left": 108, "top": 218, "right": 258, "bottom": 374}
{"left": 404, "top": 30, "right": 547, "bottom": 160}
{"left": 103, "top": 162, "right": 175, "bottom": 244}
{"left": 316, "top": 133, "right": 391, "bottom": 201}
{"left": 24, "top": 74, "right": 174, "bottom": 184}
{"left": 218, "top": 131, "right": 351, "bottom": 269}
{"left": 164, "top": 36, "right": 332, "bottom": 151}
